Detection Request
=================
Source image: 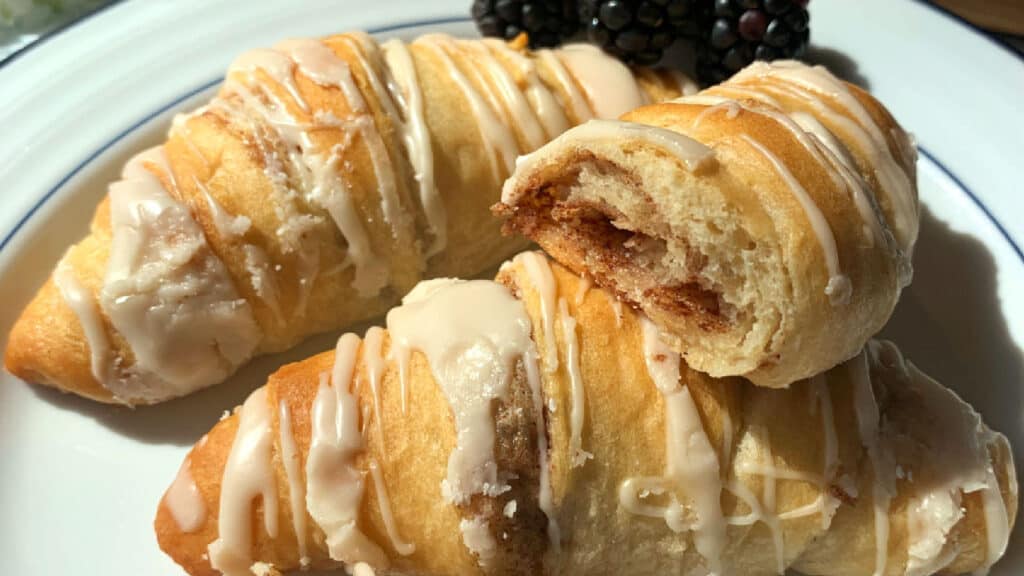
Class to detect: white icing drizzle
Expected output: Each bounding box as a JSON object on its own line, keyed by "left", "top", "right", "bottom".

{"left": 905, "top": 490, "right": 962, "bottom": 576}
{"left": 556, "top": 43, "right": 647, "bottom": 119}
{"left": 769, "top": 80, "right": 915, "bottom": 247}
{"left": 459, "top": 516, "right": 497, "bottom": 565}
{"left": 306, "top": 334, "right": 387, "bottom": 568}
{"left": 610, "top": 295, "right": 625, "bottom": 328}
{"left": 485, "top": 39, "right": 571, "bottom": 140}
{"left": 812, "top": 375, "right": 839, "bottom": 530}
{"left": 53, "top": 259, "right": 112, "bottom": 387}
{"left": 196, "top": 177, "right": 252, "bottom": 238}
{"left": 415, "top": 35, "right": 519, "bottom": 182}
{"left": 242, "top": 244, "right": 286, "bottom": 326}
{"left": 668, "top": 69, "right": 699, "bottom": 96}
{"left": 278, "top": 400, "right": 310, "bottom": 566}
{"left": 385, "top": 279, "right": 531, "bottom": 504}
{"left": 523, "top": 350, "right": 561, "bottom": 552}
{"left": 849, "top": 348, "right": 893, "bottom": 576}
{"left": 193, "top": 175, "right": 286, "bottom": 325}
{"left": 866, "top": 340, "right": 1011, "bottom": 576}
{"left": 559, "top": 297, "right": 590, "bottom": 467}
{"left": 695, "top": 87, "right": 912, "bottom": 297}
{"left": 362, "top": 326, "right": 388, "bottom": 452}
{"left": 978, "top": 465, "right": 1011, "bottom": 575}
{"left": 230, "top": 48, "right": 309, "bottom": 111}
{"left": 733, "top": 61, "right": 918, "bottom": 252}
{"left": 386, "top": 278, "right": 560, "bottom": 553}
{"left": 517, "top": 251, "right": 559, "bottom": 370}
{"left": 352, "top": 562, "right": 376, "bottom": 576}
{"left": 705, "top": 83, "right": 784, "bottom": 109}
{"left": 537, "top": 49, "right": 592, "bottom": 124}
{"left": 688, "top": 93, "right": 893, "bottom": 261}
{"left": 504, "top": 119, "right": 714, "bottom": 207}
{"left": 226, "top": 39, "right": 394, "bottom": 298}
{"left": 368, "top": 459, "right": 416, "bottom": 556}
{"left": 330, "top": 34, "right": 409, "bottom": 234}
{"left": 690, "top": 100, "right": 742, "bottom": 128}
{"left": 209, "top": 387, "right": 280, "bottom": 575}
{"left": 683, "top": 375, "right": 841, "bottom": 573}
{"left": 468, "top": 40, "right": 548, "bottom": 150}
{"left": 739, "top": 134, "right": 851, "bottom": 305}
{"left": 166, "top": 459, "right": 207, "bottom": 534}
{"left": 100, "top": 147, "right": 261, "bottom": 403}
{"left": 620, "top": 317, "right": 727, "bottom": 575}
{"left": 574, "top": 274, "right": 591, "bottom": 306}
{"left": 380, "top": 39, "right": 446, "bottom": 258}
{"left": 199, "top": 95, "right": 324, "bottom": 310}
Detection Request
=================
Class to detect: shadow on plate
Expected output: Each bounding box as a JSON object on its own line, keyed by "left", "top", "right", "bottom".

{"left": 806, "top": 45, "right": 871, "bottom": 89}
{"left": 24, "top": 326, "right": 358, "bottom": 446}
{"left": 880, "top": 206, "right": 1024, "bottom": 564}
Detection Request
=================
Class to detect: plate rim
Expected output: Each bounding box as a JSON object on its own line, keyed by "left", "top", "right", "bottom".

{"left": 2, "top": 0, "right": 1021, "bottom": 71}
{"left": 0, "top": 11, "right": 1021, "bottom": 268}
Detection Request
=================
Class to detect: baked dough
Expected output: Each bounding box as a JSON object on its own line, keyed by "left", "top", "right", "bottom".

{"left": 155, "top": 252, "right": 1013, "bottom": 576}
{"left": 4, "top": 33, "right": 690, "bottom": 404}
{"left": 497, "top": 60, "right": 918, "bottom": 388}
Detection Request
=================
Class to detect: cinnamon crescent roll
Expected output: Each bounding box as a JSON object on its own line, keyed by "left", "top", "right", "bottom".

{"left": 497, "top": 60, "right": 918, "bottom": 388}
{"left": 4, "top": 33, "right": 692, "bottom": 405}
{"left": 155, "top": 253, "right": 1014, "bottom": 576}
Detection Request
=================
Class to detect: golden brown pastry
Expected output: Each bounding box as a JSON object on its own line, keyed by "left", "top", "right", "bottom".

{"left": 4, "top": 32, "right": 692, "bottom": 405}
{"left": 155, "top": 252, "right": 1014, "bottom": 576}
{"left": 497, "top": 60, "right": 918, "bottom": 388}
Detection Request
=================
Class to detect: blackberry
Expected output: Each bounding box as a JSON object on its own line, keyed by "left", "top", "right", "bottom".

{"left": 472, "top": 0, "right": 580, "bottom": 48}
{"left": 696, "top": 0, "right": 810, "bottom": 84}
{"left": 579, "top": 0, "right": 700, "bottom": 66}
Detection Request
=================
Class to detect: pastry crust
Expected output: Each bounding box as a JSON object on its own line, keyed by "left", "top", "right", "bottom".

{"left": 4, "top": 33, "right": 686, "bottom": 405}
{"left": 155, "top": 253, "right": 1015, "bottom": 576}
{"left": 498, "top": 61, "right": 917, "bottom": 388}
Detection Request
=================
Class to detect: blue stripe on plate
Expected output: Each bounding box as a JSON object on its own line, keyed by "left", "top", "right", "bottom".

{"left": 0, "top": 14, "right": 1021, "bottom": 269}
{"left": 0, "top": 15, "right": 469, "bottom": 254}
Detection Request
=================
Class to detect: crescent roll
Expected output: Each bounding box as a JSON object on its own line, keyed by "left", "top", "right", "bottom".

{"left": 154, "top": 252, "right": 1014, "bottom": 576}
{"left": 497, "top": 60, "right": 918, "bottom": 388}
{"left": 4, "top": 32, "right": 692, "bottom": 405}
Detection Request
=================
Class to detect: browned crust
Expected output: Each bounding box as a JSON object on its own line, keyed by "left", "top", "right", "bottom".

{"left": 155, "top": 338, "right": 550, "bottom": 576}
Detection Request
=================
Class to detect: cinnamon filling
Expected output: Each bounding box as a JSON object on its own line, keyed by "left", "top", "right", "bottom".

{"left": 501, "top": 169, "right": 731, "bottom": 333}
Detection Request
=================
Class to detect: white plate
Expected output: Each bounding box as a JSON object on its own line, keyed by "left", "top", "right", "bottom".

{"left": 0, "top": 0, "right": 1021, "bottom": 574}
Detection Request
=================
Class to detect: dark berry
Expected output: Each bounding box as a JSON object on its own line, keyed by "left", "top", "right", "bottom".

{"left": 738, "top": 9, "right": 767, "bottom": 41}
{"left": 713, "top": 0, "right": 735, "bottom": 17}
{"left": 633, "top": 50, "right": 663, "bottom": 65}
{"left": 666, "top": 0, "right": 693, "bottom": 18}
{"left": 710, "top": 20, "right": 737, "bottom": 49}
{"left": 783, "top": 8, "right": 808, "bottom": 31}
{"left": 617, "top": 28, "right": 650, "bottom": 51}
{"left": 472, "top": 0, "right": 579, "bottom": 48}
{"left": 695, "top": 0, "right": 810, "bottom": 84}
{"left": 763, "top": 0, "right": 792, "bottom": 14}
{"left": 600, "top": 0, "right": 634, "bottom": 29}
{"left": 580, "top": 0, "right": 701, "bottom": 64}
{"left": 637, "top": 1, "right": 664, "bottom": 26}
{"left": 722, "top": 43, "right": 753, "bottom": 71}
{"left": 496, "top": 0, "right": 522, "bottom": 21}
{"left": 651, "top": 29, "right": 675, "bottom": 48}
{"left": 763, "top": 18, "right": 791, "bottom": 46}
{"left": 754, "top": 43, "right": 780, "bottom": 60}
{"left": 586, "top": 17, "right": 612, "bottom": 45}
